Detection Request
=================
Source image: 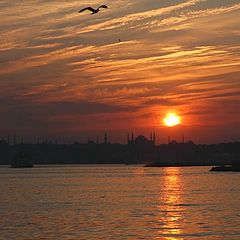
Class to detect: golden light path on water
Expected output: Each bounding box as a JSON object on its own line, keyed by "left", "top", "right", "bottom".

{"left": 157, "top": 168, "right": 184, "bottom": 240}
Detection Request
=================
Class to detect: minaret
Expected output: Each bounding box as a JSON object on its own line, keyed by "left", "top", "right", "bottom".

{"left": 127, "top": 133, "right": 130, "bottom": 144}
{"left": 153, "top": 132, "right": 156, "bottom": 146}
{"left": 150, "top": 132, "right": 152, "bottom": 142}
{"left": 131, "top": 132, "right": 134, "bottom": 142}
{"left": 104, "top": 132, "right": 107, "bottom": 144}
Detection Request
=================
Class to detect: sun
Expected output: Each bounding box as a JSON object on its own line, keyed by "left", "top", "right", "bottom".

{"left": 163, "top": 113, "right": 181, "bottom": 127}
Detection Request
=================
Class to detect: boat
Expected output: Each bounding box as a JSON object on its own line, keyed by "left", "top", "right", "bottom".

{"left": 11, "top": 152, "right": 33, "bottom": 168}
{"left": 210, "top": 160, "right": 240, "bottom": 172}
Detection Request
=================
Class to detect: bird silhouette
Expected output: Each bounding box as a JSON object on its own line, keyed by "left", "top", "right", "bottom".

{"left": 79, "top": 5, "right": 108, "bottom": 14}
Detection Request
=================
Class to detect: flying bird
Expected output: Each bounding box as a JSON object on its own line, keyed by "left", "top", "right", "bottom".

{"left": 79, "top": 5, "right": 108, "bottom": 14}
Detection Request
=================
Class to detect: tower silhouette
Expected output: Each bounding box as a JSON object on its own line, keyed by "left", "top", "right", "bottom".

{"left": 104, "top": 132, "right": 107, "bottom": 144}
{"left": 182, "top": 135, "right": 185, "bottom": 143}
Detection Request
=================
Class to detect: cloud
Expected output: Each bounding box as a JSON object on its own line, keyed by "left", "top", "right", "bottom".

{"left": 0, "top": 0, "right": 240, "bottom": 142}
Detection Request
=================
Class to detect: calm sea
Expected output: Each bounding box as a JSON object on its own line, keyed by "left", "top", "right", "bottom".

{"left": 0, "top": 165, "right": 240, "bottom": 239}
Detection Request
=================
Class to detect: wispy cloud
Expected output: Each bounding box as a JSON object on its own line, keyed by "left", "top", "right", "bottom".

{"left": 0, "top": 0, "right": 240, "bottom": 142}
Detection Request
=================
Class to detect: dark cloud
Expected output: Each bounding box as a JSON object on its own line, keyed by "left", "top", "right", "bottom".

{"left": 142, "top": 98, "right": 183, "bottom": 107}
{"left": 0, "top": 94, "right": 138, "bottom": 126}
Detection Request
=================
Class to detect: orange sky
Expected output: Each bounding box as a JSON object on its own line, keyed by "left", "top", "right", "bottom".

{"left": 0, "top": 0, "right": 240, "bottom": 143}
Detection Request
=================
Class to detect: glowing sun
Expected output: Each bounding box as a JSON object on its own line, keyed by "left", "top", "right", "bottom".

{"left": 163, "top": 113, "right": 181, "bottom": 127}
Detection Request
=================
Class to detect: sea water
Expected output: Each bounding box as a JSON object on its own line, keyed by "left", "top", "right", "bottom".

{"left": 0, "top": 165, "right": 240, "bottom": 239}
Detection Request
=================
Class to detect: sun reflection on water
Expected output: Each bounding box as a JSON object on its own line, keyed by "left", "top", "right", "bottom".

{"left": 157, "top": 168, "right": 185, "bottom": 240}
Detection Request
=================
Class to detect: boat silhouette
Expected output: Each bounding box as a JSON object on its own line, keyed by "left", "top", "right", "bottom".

{"left": 210, "top": 160, "right": 240, "bottom": 172}
{"left": 11, "top": 151, "right": 33, "bottom": 168}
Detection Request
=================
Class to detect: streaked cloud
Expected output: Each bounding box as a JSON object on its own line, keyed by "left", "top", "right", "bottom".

{"left": 0, "top": 0, "right": 239, "bottom": 142}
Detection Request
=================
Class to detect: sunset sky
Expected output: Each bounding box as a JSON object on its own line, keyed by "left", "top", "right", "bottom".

{"left": 0, "top": 0, "right": 240, "bottom": 144}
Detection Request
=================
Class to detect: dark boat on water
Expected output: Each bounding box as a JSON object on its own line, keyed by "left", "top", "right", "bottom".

{"left": 210, "top": 160, "right": 240, "bottom": 172}
{"left": 11, "top": 152, "right": 33, "bottom": 168}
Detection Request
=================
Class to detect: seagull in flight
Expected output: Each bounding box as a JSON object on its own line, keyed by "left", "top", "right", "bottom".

{"left": 79, "top": 5, "right": 108, "bottom": 14}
